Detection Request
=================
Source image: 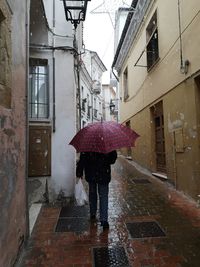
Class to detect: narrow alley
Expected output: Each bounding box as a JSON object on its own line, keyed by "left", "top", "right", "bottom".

{"left": 18, "top": 155, "right": 200, "bottom": 267}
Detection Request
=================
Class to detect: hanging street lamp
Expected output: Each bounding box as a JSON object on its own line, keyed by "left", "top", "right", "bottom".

{"left": 62, "top": 0, "right": 91, "bottom": 29}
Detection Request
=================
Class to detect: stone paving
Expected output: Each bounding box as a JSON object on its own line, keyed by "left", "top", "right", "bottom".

{"left": 18, "top": 156, "right": 200, "bottom": 267}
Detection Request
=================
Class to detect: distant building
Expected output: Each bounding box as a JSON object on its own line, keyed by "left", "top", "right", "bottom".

{"left": 80, "top": 49, "right": 107, "bottom": 126}
{"left": 114, "top": 7, "right": 131, "bottom": 53}
{"left": 113, "top": 0, "right": 200, "bottom": 201}
{"left": 102, "top": 84, "right": 117, "bottom": 121}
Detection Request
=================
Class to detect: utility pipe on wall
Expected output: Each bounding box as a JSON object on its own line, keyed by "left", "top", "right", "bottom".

{"left": 177, "top": 0, "right": 184, "bottom": 72}
{"left": 52, "top": 0, "right": 56, "bottom": 132}
{"left": 25, "top": 0, "right": 30, "bottom": 241}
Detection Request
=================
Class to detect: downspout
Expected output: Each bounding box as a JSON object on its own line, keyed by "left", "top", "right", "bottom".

{"left": 77, "top": 58, "right": 82, "bottom": 130}
{"left": 25, "top": 0, "right": 30, "bottom": 241}
{"left": 52, "top": 58, "right": 56, "bottom": 132}
{"left": 111, "top": 67, "right": 119, "bottom": 82}
{"left": 52, "top": 0, "right": 56, "bottom": 132}
{"left": 177, "top": 0, "right": 189, "bottom": 74}
{"left": 73, "top": 26, "right": 82, "bottom": 130}
{"left": 177, "top": 0, "right": 183, "bottom": 71}
{"left": 173, "top": 132, "right": 178, "bottom": 189}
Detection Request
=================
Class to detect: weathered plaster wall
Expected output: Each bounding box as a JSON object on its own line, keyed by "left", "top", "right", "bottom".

{"left": 0, "top": 1, "right": 27, "bottom": 266}
{"left": 28, "top": 0, "right": 77, "bottom": 202}
{"left": 51, "top": 51, "right": 76, "bottom": 198}
{"left": 164, "top": 79, "right": 200, "bottom": 200}
{"left": 126, "top": 77, "right": 200, "bottom": 201}
{"left": 118, "top": 0, "right": 200, "bottom": 201}
{"left": 119, "top": 0, "right": 200, "bottom": 122}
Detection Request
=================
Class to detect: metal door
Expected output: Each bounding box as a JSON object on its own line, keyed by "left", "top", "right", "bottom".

{"left": 28, "top": 126, "right": 51, "bottom": 176}
{"left": 153, "top": 102, "right": 166, "bottom": 173}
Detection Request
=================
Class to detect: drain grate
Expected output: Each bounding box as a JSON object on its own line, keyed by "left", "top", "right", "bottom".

{"left": 126, "top": 221, "right": 166, "bottom": 239}
{"left": 59, "top": 206, "right": 89, "bottom": 218}
{"left": 93, "top": 246, "right": 129, "bottom": 267}
{"left": 55, "top": 218, "right": 89, "bottom": 233}
{"left": 132, "top": 178, "right": 151, "bottom": 184}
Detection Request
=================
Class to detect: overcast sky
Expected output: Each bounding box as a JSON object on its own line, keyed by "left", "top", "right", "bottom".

{"left": 83, "top": 1, "right": 114, "bottom": 83}
{"left": 83, "top": 0, "right": 132, "bottom": 83}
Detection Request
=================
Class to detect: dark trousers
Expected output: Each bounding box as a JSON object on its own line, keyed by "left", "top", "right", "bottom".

{"left": 89, "top": 182, "right": 109, "bottom": 222}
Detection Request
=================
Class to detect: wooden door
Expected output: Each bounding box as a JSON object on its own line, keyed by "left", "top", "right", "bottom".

{"left": 28, "top": 126, "right": 51, "bottom": 176}
{"left": 153, "top": 102, "right": 166, "bottom": 173}
{"left": 126, "top": 120, "right": 132, "bottom": 157}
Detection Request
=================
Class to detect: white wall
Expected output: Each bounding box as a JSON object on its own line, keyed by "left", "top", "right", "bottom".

{"left": 42, "top": 0, "right": 77, "bottom": 198}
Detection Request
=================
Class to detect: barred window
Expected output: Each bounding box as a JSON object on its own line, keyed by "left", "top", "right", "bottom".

{"left": 29, "top": 58, "right": 49, "bottom": 119}
{"left": 146, "top": 11, "right": 159, "bottom": 71}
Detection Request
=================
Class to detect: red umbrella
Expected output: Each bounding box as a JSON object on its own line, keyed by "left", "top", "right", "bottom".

{"left": 69, "top": 121, "right": 140, "bottom": 153}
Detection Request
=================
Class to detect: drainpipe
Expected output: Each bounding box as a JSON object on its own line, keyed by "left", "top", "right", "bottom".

{"left": 173, "top": 131, "right": 178, "bottom": 189}
{"left": 111, "top": 67, "right": 119, "bottom": 82}
{"left": 178, "top": 0, "right": 183, "bottom": 72}
{"left": 177, "top": 0, "right": 190, "bottom": 74}
{"left": 77, "top": 60, "right": 82, "bottom": 130}
{"left": 25, "top": 0, "right": 30, "bottom": 241}
{"left": 73, "top": 32, "right": 82, "bottom": 130}
{"left": 52, "top": 0, "right": 56, "bottom": 132}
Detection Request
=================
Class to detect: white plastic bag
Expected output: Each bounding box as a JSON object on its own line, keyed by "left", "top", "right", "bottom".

{"left": 74, "top": 179, "right": 88, "bottom": 206}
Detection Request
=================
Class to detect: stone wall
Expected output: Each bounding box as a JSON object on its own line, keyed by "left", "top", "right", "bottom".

{"left": 0, "top": 1, "right": 28, "bottom": 266}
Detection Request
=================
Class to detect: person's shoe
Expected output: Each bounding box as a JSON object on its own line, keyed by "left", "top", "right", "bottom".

{"left": 101, "top": 221, "right": 109, "bottom": 230}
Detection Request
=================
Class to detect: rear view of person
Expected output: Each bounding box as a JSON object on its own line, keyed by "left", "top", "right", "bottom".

{"left": 76, "top": 150, "right": 117, "bottom": 230}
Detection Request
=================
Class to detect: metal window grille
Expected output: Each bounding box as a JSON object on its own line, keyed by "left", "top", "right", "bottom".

{"left": 29, "top": 59, "right": 49, "bottom": 119}
{"left": 146, "top": 11, "right": 159, "bottom": 70}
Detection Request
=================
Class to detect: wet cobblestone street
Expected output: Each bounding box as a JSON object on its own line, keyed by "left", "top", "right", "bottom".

{"left": 18, "top": 156, "right": 200, "bottom": 267}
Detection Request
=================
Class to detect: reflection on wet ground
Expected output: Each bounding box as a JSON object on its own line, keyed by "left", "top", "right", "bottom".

{"left": 19, "top": 156, "right": 200, "bottom": 267}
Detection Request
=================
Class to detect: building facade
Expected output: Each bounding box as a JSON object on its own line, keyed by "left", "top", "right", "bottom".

{"left": 80, "top": 49, "right": 107, "bottom": 126}
{"left": 113, "top": 0, "right": 200, "bottom": 201}
{"left": 28, "top": 0, "right": 84, "bottom": 204}
{"left": 0, "top": 1, "right": 28, "bottom": 266}
{"left": 102, "top": 84, "right": 117, "bottom": 121}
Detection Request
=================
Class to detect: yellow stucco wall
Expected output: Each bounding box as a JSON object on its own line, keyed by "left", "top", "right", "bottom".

{"left": 120, "top": 0, "right": 200, "bottom": 122}
{"left": 126, "top": 77, "right": 200, "bottom": 200}
{"left": 118, "top": 0, "right": 200, "bottom": 200}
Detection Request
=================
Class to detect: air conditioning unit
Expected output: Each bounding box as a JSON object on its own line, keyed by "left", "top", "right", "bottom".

{"left": 92, "top": 80, "right": 101, "bottom": 94}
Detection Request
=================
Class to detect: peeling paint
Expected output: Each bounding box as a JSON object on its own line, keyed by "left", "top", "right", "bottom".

{"left": 188, "top": 128, "right": 197, "bottom": 139}
{"left": 167, "top": 113, "right": 183, "bottom": 132}
{"left": 179, "top": 113, "right": 185, "bottom": 120}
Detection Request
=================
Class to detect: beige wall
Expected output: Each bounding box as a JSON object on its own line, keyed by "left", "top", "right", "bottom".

{"left": 127, "top": 78, "right": 200, "bottom": 200}
{"left": 118, "top": 0, "right": 200, "bottom": 201}
{"left": 120, "top": 0, "right": 200, "bottom": 122}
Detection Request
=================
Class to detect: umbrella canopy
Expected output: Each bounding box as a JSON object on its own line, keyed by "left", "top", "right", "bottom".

{"left": 69, "top": 121, "right": 140, "bottom": 153}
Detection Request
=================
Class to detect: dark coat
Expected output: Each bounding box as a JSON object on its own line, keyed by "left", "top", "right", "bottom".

{"left": 76, "top": 151, "right": 117, "bottom": 184}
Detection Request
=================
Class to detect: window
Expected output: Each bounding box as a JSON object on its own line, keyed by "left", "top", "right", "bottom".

{"left": 82, "top": 98, "right": 86, "bottom": 112}
{"left": 99, "top": 101, "right": 101, "bottom": 113}
{"left": 93, "top": 98, "right": 97, "bottom": 118}
{"left": 123, "top": 67, "right": 129, "bottom": 100}
{"left": 0, "top": 8, "right": 11, "bottom": 108}
{"left": 87, "top": 94, "right": 91, "bottom": 118}
{"left": 29, "top": 58, "right": 49, "bottom": 119}
{"left": 146, "top": 11, "right": 159, "bottom": 70}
